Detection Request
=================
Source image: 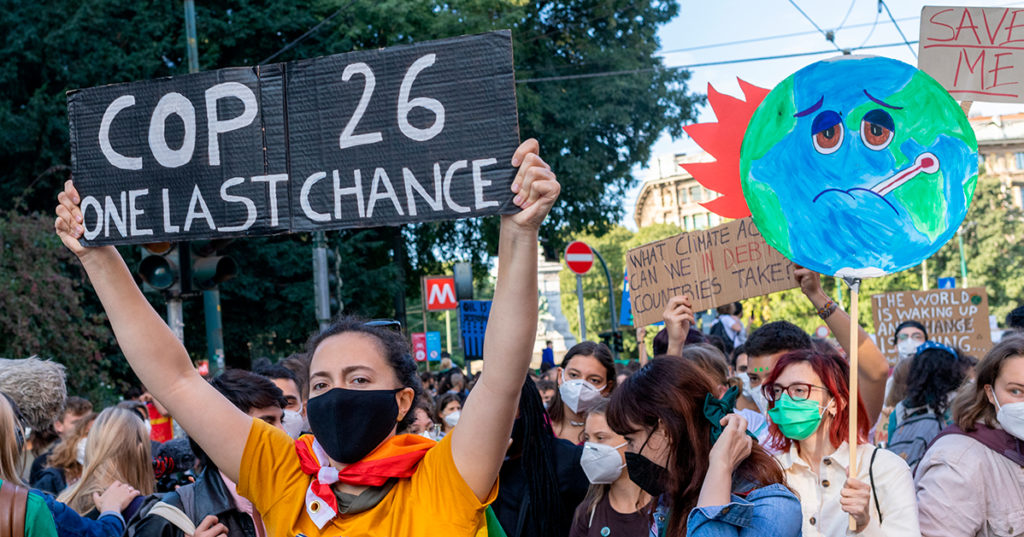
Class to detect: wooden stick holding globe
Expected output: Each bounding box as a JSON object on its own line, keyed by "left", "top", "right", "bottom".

{"left": 680, "top": 56, "right": 979, "bottom": 531}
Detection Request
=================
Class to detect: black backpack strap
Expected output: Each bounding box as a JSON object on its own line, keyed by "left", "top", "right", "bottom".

{"left": 869, "top": 447, "right": 882, "bottom": 523}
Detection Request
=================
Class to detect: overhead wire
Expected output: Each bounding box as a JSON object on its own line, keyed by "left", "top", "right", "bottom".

{"left": 787, "top": 0, "right": 842, "bottom": 51}
{"left": 516, "top": 40, "right": 918, "bottom": 84}
{"left": 657, "top": 15, "right": 916, "bottom": 55}
{"left": 260, "top": 0, "right": 359, "bottom": 65}
{"left": 835, "top": 0, "right": 858, "bottom": 33}
{"left": 857, "top": 2, "right": 882, "bottom": 49}
{"left": 879, "top": 0, "right": 916, "bottom": 59}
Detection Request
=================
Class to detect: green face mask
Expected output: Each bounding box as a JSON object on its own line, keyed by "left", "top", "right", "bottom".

{"left": 768, "top": 394, "right": 830, "bottom": 441}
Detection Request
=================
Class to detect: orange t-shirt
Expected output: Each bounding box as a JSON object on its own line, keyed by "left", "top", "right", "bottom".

{"left": 237, "top": 419, "right": 497, "bottom": 536}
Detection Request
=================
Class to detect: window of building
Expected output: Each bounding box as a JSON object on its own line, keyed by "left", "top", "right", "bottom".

{"left": 1015, "top": 152, "right": 1024, "bottom": 170}
{"left": 689, "top": 186, "right": 701, "bottom": 202}
{"left": 677, "top": 188, "right": 687, "bottom": 205}
{"left": 683, "top": 215, "right": 692, "bottom": 230}
{"left": 710, "top": 214, "right": 720, "bottom": 227}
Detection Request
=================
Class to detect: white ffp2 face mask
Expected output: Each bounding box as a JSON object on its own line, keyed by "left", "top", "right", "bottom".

{"left": 991, "top": 388, "right": 1024, "bottom": 441}
{"left": 749, "top": 385, "right": 769, "bottom": 414}
{"left": 897, "top": 340, "right": 922, "bottom": 362}
{"left": 580, "top": 441, "right": 626, "bottom": 484}
{"left": 75, "top": 438, "right": 88, "bottom": 466}
{"left": 282, "top": 409, "right": 306, "bottom": 439}
{"left": 559, "top": 371, "right": 605, "bottom": 414}
{"left": 444, "top": 410, "right": 461, "bottom": 428}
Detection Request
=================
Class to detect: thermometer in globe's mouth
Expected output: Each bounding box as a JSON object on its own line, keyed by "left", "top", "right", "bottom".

{"left": 871, "top": 152, "right": 939, "bottom": 197}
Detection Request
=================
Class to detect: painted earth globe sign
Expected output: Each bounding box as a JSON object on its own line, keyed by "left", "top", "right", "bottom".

{"left": 739, "top": 55, "right": 978, "bottom": 278}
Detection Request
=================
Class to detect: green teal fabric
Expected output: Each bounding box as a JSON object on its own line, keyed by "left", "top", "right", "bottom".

{"left": 0, "top": 478, "right": 58, "bottom": 537}
{"left": 485, "top": 505, "right": 508, "bottom": 537}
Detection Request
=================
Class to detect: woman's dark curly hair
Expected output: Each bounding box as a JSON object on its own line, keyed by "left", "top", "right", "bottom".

{"left": 904, "top": 345, "right": 969, "bottom": 416}
{"left": 305, "top": 317, "right": 423, "bottom": 431}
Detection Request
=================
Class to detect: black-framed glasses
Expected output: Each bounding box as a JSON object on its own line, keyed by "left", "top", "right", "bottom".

{"left": 769, "top": 382, "right": 829, "bottom": 402}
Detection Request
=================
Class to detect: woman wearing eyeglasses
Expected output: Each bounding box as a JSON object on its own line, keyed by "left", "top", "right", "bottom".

{"left": 764, "top": 349, "right": 919, "bottom": 536}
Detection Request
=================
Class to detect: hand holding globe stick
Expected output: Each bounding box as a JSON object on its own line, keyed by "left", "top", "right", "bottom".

{"left": 680, "top": 55, "right": 978, "bottom": 530}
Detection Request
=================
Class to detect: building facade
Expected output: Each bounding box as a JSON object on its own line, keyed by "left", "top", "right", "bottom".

{"left": 970, "top": 113, "right": 1024, "bottom": 209}
{"left": 633, "top": 152, "right": 723, "bottom": 230}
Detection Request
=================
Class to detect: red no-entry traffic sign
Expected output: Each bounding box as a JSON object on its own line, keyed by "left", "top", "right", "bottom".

{"left": 565, "top": 241, "right": 594, "bottom": 274}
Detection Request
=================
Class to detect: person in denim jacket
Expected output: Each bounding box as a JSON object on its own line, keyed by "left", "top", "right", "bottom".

{"left": 606, "top": 355, "right": 802, "bottom": 537}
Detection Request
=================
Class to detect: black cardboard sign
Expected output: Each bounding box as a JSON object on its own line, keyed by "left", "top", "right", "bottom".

{"left": 67, "top": 31, "right": 519, "bottom": 245}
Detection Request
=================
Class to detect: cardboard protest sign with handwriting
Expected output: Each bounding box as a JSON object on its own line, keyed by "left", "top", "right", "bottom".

{"left": 625, "top": 218, "right": 799, "bottom": 327}
{"left": 67, "top": 31, "right": 519, "bottom": 245}
{"left": 919, "top": 6, "right": 1024, "bottom": 103}
{"left": 871, "top": 286, "right": 992, "bottom": 363}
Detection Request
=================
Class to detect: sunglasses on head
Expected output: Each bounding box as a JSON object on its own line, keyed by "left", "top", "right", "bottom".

{"left": 364, "top": 319, "right": 403, "bottom": 333}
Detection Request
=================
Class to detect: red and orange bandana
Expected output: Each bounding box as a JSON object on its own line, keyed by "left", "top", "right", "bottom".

{"left": 294, "top": 433, "right": 435, "bottom": 528}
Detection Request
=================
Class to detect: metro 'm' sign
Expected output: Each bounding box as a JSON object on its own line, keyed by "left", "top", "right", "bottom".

{"left": 425, "top": 276, "right": 458, "bottom": 310}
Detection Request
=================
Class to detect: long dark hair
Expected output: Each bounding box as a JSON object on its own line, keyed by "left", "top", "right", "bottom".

{"left": 904, "top": 346, "right": 968, "bottom": 416}
{"left": 607, "top": 356, "right": 786, "bottom": 537}
{"left": 509, "top": 376, "right": 566, "bottom": 537}
{"left": 305, "top": 317, "right": 423, "bottom": 431}
{"left": 548, "top": 341, "right": 616, "bottom": 427}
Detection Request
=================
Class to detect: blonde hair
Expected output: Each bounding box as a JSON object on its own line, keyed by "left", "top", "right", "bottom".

{"left": 0, "top": 393, "right": 26, "bottom": 486}
{"left": 58, "top": 407, "right": 153, "bottom": 513}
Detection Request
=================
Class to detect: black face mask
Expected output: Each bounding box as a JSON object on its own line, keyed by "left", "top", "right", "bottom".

{"left": 307, "top": 387, "right": 402, "bottom": 464}
{"left": 625, "top": 435, "right": 669, "bottom": 497}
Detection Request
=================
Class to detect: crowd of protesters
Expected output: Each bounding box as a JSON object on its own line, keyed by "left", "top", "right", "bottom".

{"left": 3, "top": 145, "right": 1024, "bottom": 537}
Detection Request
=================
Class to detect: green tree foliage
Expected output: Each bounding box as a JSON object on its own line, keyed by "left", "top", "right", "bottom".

{"left": 0, "top": 211, "right": 125, "bottom": 404}
{"left": 1, "top": 0, "right": 698, "bottom": 372}
{"left": 738, "top": 177, "right": 1023, "bottom": 337}
{"left": 558, "top": 223, "right": 682, "bottom": 357}
{"left": 924, "top": 177, "right": 1024, "bottom": 322}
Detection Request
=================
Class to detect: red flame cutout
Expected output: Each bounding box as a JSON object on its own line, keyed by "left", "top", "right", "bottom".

{"left": 681, "top": 79, "right": 770, "bottom": 219}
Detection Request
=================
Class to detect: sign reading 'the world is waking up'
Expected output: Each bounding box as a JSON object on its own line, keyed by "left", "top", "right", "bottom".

{"left": 871, "top": 287, "right": 992, "bottom": 363}
{"left": 67, "top": 31, "right": 519, "bottom": 246}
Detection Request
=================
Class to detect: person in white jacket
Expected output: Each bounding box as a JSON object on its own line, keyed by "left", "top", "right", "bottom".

{"left": 764, "top": 349, "right": 920, "bottom": 536}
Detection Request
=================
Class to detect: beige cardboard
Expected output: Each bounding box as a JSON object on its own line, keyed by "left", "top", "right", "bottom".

{"left": 626, "top": 218, "right": 799, "bottom": 326}
{"left": 871, "top": 286, "right": 992, "bottom": 362}
{"left": 919, "top": 6, "right": 1024, "bottom": 103}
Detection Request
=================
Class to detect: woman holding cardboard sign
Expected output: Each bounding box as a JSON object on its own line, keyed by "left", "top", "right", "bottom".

{"left": 54, "top": 139, "right": 559, "bottom": 536}
{"left": 764, "top": 350, "right": 919, "bottom": 536}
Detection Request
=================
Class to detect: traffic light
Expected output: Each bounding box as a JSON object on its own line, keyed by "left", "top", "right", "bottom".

{"left": 597, "top": 330, "right": 624, "bottom": 353}
{"left": 189, "top": 240, "right": 237, "bottom": 290}
{"left": 138, "top": 242, "right": 184, "bottom": 295}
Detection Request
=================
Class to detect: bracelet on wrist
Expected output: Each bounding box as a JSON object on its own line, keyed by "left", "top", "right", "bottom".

{"left": 816, "top": 298, "right": 838, "bottom": 320}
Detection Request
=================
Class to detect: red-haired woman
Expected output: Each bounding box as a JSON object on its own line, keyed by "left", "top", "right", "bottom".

{"left": 607, "top": 356, "right": 801, "bottom": 537}
{"left": 764, "top": 350, "right": 919, "bottom": 536}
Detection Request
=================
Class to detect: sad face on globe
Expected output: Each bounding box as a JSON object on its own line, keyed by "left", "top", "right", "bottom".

{"left": 739, "top": 56, "right": 978, "bottom": 278}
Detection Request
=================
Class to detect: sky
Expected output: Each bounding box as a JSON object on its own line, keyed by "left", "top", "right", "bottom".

{"left": 620, "top": 0, "right": 1024, "bottom": 228}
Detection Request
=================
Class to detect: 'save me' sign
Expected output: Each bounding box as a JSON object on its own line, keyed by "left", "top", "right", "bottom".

{"left": 68, "top": 31, "right": 520, "bottom": 246}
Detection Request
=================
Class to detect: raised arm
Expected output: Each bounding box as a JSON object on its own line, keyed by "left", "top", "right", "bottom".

{"left": 636, "top": 324, "right": 649, "bottom": 366}
{"left": 55, "top": 181, "right": 251, "bottom": 481}
{"left": 664, "top": 295, "right": 695, "bottom": 357}
{"left": 451, "top": 139, "right": 559, "bottom": 501}
{"left": 795, "top": 268, "right": 889, "bottom": 421}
